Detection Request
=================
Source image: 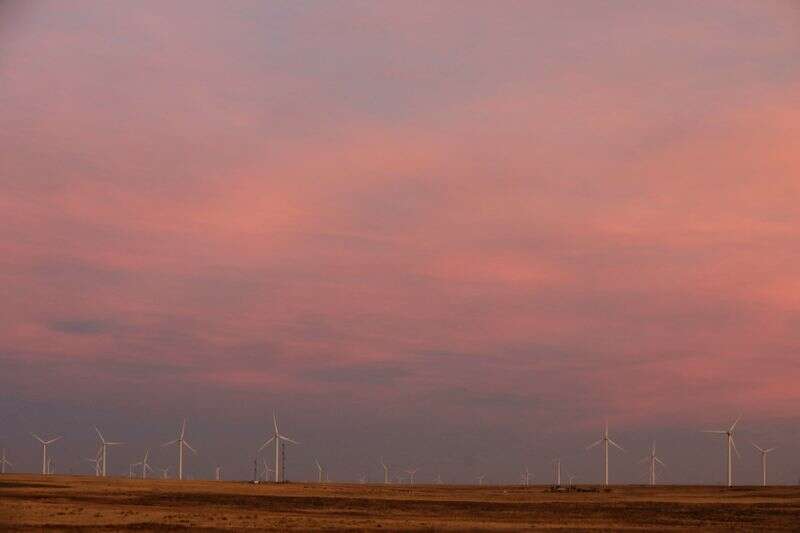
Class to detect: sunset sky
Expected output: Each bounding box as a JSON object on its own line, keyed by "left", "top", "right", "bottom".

{"left": 1, "top": 1, "right": 799, "bottom": 484}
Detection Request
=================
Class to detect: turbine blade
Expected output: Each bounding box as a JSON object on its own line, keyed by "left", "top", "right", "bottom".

{"left": 752, "top": 442, "right": 764, "bottom": 453}
{"left": 180, "top": 419, "right": 186, "bottom": 439}
{"left": 258, "top": 436, "right": 275, "bottom": 451}
{"left": 273, "top": 412, "right": 279, "bottom": 434}
{"left": 183, "top": 440, "right": 197, "bottom": 454}
{"left": 46, "top": 436, "right": 62, "bottom": 444}
{"left": 729, "top": 416, "right": 741, "bottom": 433}
{"left": 702, "top": 430, "right": 727, "bottom": 434}
{"left": 765, "top": 447, "right": 777, "bottom": 453}
{"left": 731, "top": 437, "right": 741, "bottom": 459}
{"left": 162, "top": 439, "right": 178, "bottom": 447}
{"left": 32, "top": 433, "right": 45, "bottom": 444}
{"left": 586, "top": 439, "right": 602, "bottom": 450}
{"left": 94, "top": 426, "right": 105, "bottom": 443}
{"left": 656, "top": 458, "right": 667, "bottom": 468}
{"left": 608, "top": 438, "right": 625, "bottom": 452}
{"left": 279, "top": 435, "right": 298, "bottom": 445}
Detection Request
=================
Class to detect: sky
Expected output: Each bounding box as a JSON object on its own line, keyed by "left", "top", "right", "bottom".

{"left": 1, "top": 0, "right": 799, "bottom": 485}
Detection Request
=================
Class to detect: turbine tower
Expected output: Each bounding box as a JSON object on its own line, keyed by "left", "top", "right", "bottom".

{"left": 162, "top": 419, "right": 197, "bottom": 480}
{"left": 0, "top": 449, "right": 12, "bottom": 474}
{"left": 32, "top": 434, "right": 61, "bottom": 475}
{"left": 586, "top": 420, "right": 625, "bottom": 486}
{"left": 752, "top": 443, "right": 776, "bottom": 487}
{"left": 641, "top": 441, "right": 666, "bottom": 486}
{"left": 94, "top": 427, "right": 123, "bottom": 477}
{"left": 258, "top": 413, "right": 297, "bottom": 483}
{"left": 380, "top": 458, "right": 390, "bottom": 484}
{"left": 703, "top": 417, "right": 740, "bottom": 487}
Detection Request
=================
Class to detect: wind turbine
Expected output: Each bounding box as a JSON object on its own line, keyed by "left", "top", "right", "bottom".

{"left": 641, "top": 441, "right": 666, "bottom": 486}
{"left": 84, "top": 450, "right": 102, "bottom": 477}
{"left": 380, "top": 458, "right": 390, "bottom": 484}
{"left": 586, "top": 420, "right": 625, "bottom": 486}
{"left": 476, "top": 474, "right": 485, "bottom": 486}
{"left": 703, "top": 417, "right": 740, "bottom": 487}
{"left": 215, "top": 466, "right": 222, "bottom": 481}
{"left": 434, "top": 474, "right": 443, "bottom": 485}
{"left": 522, "top": 466, "right": 532, "bottom": 486}
{"left": 1, "top": 449, "right": 12, "bottom": 474}
{"left": 405, "top": 468, "right": 419, "bottom": 485}
{"left": 315, "top": 459, "right": 324, "bottom": 483}
{"left": 263, "top": 461, "right": 274, "bottom": 482}
{"left": 32, "top": 434, "right": 61, "bottom": 475}
{"left": 258, "top": 413, "right": 297, "bottom": 483}
{"left": 552, "top": 459, "right": 561, "bottom": 487}
{"left": 752, "top": 443, "right": 776, "bottom": 487}
{"left": 140, "top": 449, "right": 153, "bottom": 479}
{"left": 94, "top": 427, "right": 123, "bottom": 477}
{"left": 158, "top": 467, "right": 170, "bottom": 479}
{"left": 567, "top": 472, "right": 578, "bottom": 488}
{"left": 162, "top": 419, "right": 197, "bottom": 480}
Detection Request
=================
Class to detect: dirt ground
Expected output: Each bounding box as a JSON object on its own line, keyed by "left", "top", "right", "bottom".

{"left": 1, "top": 475, "right": 799, "bottom": 531}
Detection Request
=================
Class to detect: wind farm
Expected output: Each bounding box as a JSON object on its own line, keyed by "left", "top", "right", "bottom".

{"left": 2, "top": 0, "right": 799, "bottom": 530}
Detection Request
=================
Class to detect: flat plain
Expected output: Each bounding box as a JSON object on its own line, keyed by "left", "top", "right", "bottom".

{"left": 2, "top": 475, "right": 799, "bottom": 531}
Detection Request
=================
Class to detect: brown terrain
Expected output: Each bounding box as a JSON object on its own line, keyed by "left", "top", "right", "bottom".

{"left": 1, "top": 475, "right": 799, "bottom": 531}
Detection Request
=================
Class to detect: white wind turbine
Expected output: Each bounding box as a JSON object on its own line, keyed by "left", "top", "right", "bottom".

{"left": 32, "top": 434, "right": 61, "bottom": 475}
{"left": 380, "top": 458, "right": 390, "bottom": 484}
{"left": 263, "top": 460, "right": 274, "bottom": 482}
{"left": 258, "top": 413, "right": 297, "bottom": 483}
{"left": 586, "top": 420, "right": 625, "bottom": 486}
{"left": 94, "top": 426, "right": 123, "bottom": 477}
{"left": 215, "top": 466, "right": 222, "bottom": 481}
{"left": 1, "top": 448, "right": 12, "bottom": 474}
{"left": 84, "top": 447, "right": 103, "bottom": 476}
{"left": 315, "top": 458, "right": 324, "bottom": 483}
{"left": 552, "top": 459, "right": 561, "bottom": 487}
{"left": 703, "top": 417, "right": 740, "bottom": 487}
{"left": 522, "top": 466, "right": 532, "bottom": 486}
{"left": 405, "top": 468, "right": 419, "bottom": 485}
{"left": 641, "top": 441, "right": 666, "bottom": 486}
{"left": 752, "top": 443, "right": 776, "bottom": 487}
{"left": 434, "top": 473, "right": 443, "bottom": 485}
{"left": 162, "top": 419, "right": 197, "bottom": 480}
{"left": 567, "top": 472, "right": 578, "bottom": 488}
{"left": 158, "top": 467, "right": 170, "bottom": 479}
{"left": 140, "top": 449, "right": 153, "bottom": 479}
{"left": 476, "top": 474, "right": 485, "bottom": 486}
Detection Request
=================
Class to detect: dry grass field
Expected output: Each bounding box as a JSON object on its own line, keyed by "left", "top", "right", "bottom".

{"left": 2, "top": 475, "right": 799, "bottom": 531}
